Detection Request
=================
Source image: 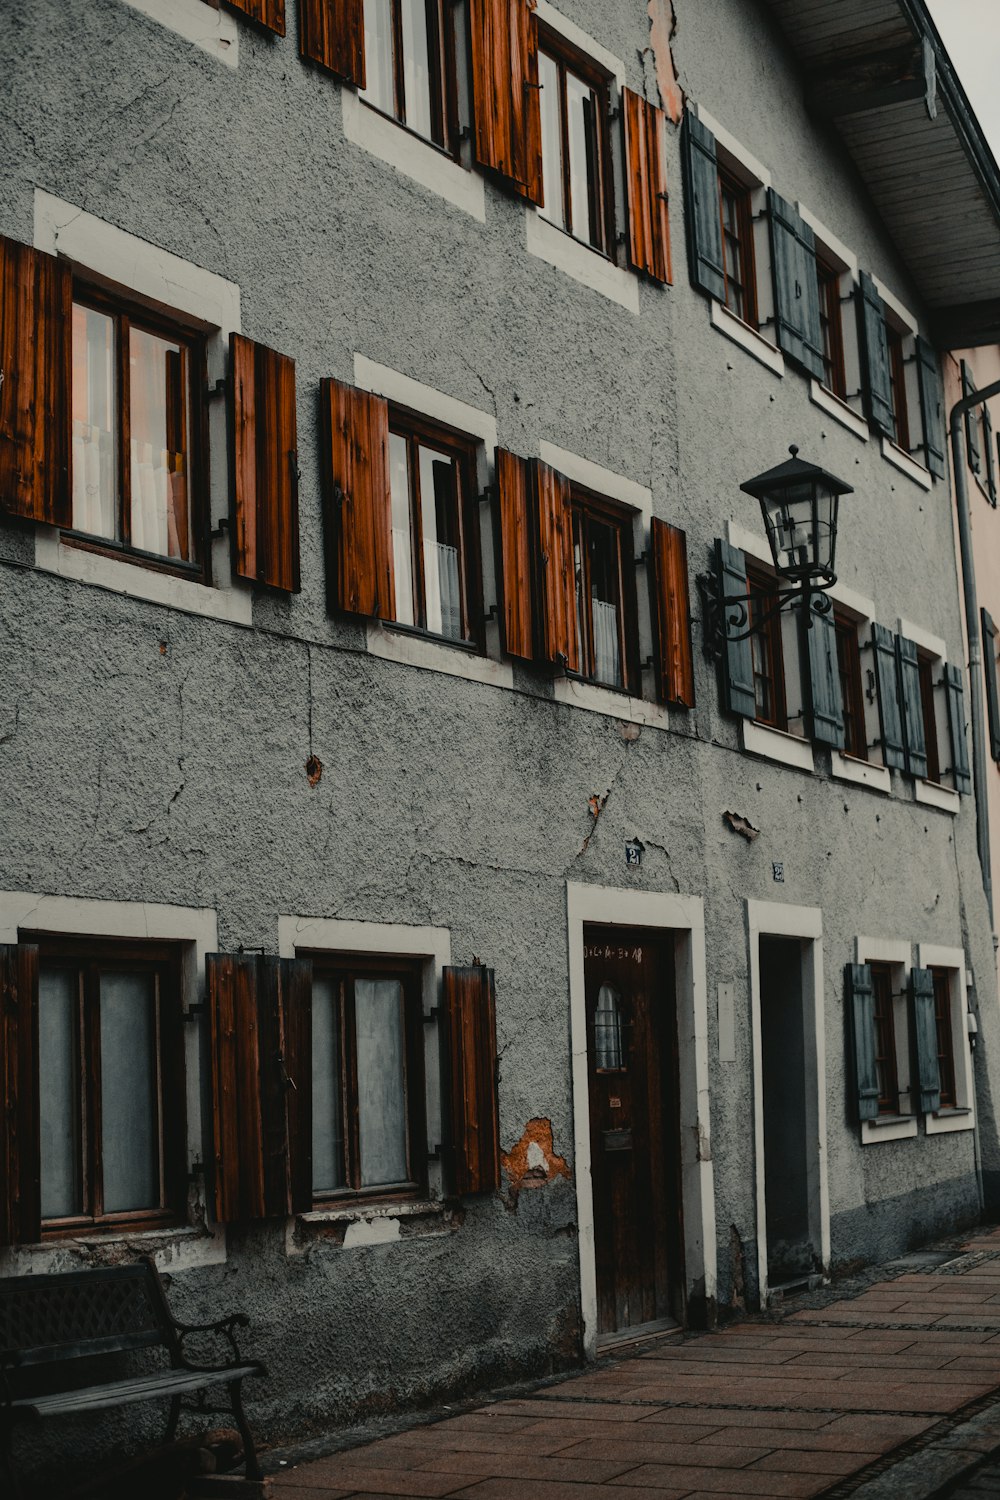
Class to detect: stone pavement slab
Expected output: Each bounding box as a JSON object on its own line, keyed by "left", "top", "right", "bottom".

{"left": 265, "top": 1227, "right": 1000, "bottom": 1500}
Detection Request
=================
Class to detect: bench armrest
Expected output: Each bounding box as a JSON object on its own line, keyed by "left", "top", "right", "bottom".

{"left": 172, "top": 1313, "right": 251, "bottom": 1372}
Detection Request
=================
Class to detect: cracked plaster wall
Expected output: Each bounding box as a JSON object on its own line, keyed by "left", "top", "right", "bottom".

{"left": 1, "top": 0, "right": 997, "bottom": 1481}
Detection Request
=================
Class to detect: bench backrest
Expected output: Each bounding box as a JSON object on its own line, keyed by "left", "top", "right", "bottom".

{"left": 0, "top": 1261, "right": 175, "bottom": 1367}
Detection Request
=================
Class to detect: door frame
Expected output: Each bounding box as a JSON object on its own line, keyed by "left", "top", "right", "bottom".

{"left": 747, "top": 899, "right": 830, "bottom": 1303}
{"left": 567, "top": 883, "right": 716, "bottom": 1358}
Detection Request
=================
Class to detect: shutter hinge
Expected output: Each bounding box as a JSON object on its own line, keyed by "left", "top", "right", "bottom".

{"left": 205, "top": 378, "right": 226, "bottom": 402}
{"left": 484, "top": 603, "right": 498, "bottom": 622}
{"left": 423, "top": 1008, "right": 440, "bottom": 1024}
{"left": 479, "top": 485, "right": 495, "bottom": 506}
{"left": 188, "top": 1160, "right": 205, "bottom": 1182}
{"left": 865, "top": 668, "right": 877, "bottom": 704}
{"left": 184, "top": 1004, "right": 206, "bottom": 1023}
{"left": 208, "top": 517, "right": 230, "bottom": 540}
{"left": 426, "top": 1145, "right": 443, "bottom": 1162}
{"left": 634, "top": 550, "right": 648, "bottom": 567}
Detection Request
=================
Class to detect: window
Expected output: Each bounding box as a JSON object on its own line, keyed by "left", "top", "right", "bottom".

{"left": 71, "top": 287, "right": 206, "bottom": 575}
{"left": 747, "top": 566, "right": 785, "bottom": 728}
{"left": 870, "top": 962, "right": 899, "bottom": 1116}
{"left": 918, "top": 653, "right": 941, "bottom": 784}
{"left": 817, "top": 252, "right": 847, "bottom": 400}
{"left": 35, "top": 938, "right": 185, "bottom": 1231}
{"left": 931, "top": 967, "right": 957, "bottom": 1110}
{"left": 388, "top": 411, "right": 482, "bottom": 645}
{"left": 835, "top": 613, "right": 867, "bottom": 760}
{"left": 886, "top": 323, "right": 910, "bottom": 452}
{"left": 571, "top": 489, "right": 637, "bottom": 692}
{"left": 537, "top": 30, "right": 612, "bottom": 253}
{"left": 359, "top": 0, "right": 457, "bottom": 152}
{"left": 718, "top": 166, "right": 757, "bottom": 327}
{"left": 311, "top": 956, "right": 427, "bottom": 1202}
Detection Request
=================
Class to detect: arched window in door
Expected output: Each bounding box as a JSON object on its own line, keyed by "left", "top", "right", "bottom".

{"left": 594, "top": 983, "right": 625, "bottom": 1071}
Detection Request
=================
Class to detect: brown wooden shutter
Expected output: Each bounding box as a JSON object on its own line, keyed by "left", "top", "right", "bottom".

{"left": 0, "top": 943, "right": 40, "bottom": 1248}
{"left": 299, "top": 0, "right": 364, "bottom": 85}
{"left": 649, "top": 518, "right": 694, "bottom": 707}
{"left": 224, "top": 0, "right": 286, "bottom": 35}
{"left": 207, "top": 953, "right": 313, "bottom": 1222}
{"left": 496, "top": 448, "right": 534, "bottom": 659}
{"left": 534, "top": 459, "right": 580, "bottom": 672}
{"left": 469, "top": 0, "right": 543, "bottom": 205}
{"left": 623, "top": 90, "right": 672, "bottom": 285}
{"left": 321, "top": 378, "right": 394, "bottom": 619}
{"left": 230, "top": 333, "right": 300, "bottom": 591}
{"left": 0, "top": 237, "right": 71, "bottom": 527}
{"left": 443, "top": 964, "right": 500, "bottom": 1196}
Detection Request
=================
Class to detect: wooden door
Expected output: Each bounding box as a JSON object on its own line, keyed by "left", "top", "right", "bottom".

{"left": 584, "top": 925, "right": 683, "bottom": 1336}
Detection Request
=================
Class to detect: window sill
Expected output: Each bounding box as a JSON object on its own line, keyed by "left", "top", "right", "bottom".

{"left": 288, "top": 1199, "right": 458, "bottom": 1254}
{"left": 710, "top": 301, "right": 784, "bottom": 376}
{"left": 35, "top": 529, "right": 253, "bottom": 627}
{"left": 914, "top": 779, "right": 960, "bottom": 814}
{"left": 552, "top": 676, "right": 669, "bottom": 728}
{"left": 881, "top": 436, "right": 933, "bottom": 491}
{"left": 926, "top": 1105, "right": 975, "bottom": 1136}
{"left": 809, "top": 381, "right": 869, "bottom": 442}
{"left": 861, "top": 1113, "right": 918, "bottom": 1145}
{"left": 830, "top": 751, "right": 891, "bottom": 794}
{"left": 342, "top": 90, "right": 485, "bottom": 223}
{"left": 525, "top": 211, "right": 640, "bottom": 314}
{"left": 0, "top": 1222, "right": 227, "bottom": 1276}
{"left": 120, "top": 0, "right": 238, "bottom": 68}
{"left": 366, "top": 621, "right": 514, "bottom": 689}
{"left": 741, "top": 719, "right": 814, "bottom": 772}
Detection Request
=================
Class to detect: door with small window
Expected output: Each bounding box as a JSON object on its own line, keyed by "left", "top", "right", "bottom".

{"left": 584, "top": 926, "right": 683, "bottom": 1336}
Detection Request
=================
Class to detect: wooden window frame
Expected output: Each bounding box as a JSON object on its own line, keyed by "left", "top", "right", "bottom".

{"left": 387, "top": 407, "right": 484, "bottom": 651}
{"left": 930, "top": 967, "right": 958, "bottom": 1111}
{"left": 569, "top": 485, "right": 639, "bottom": 694}
{"left": 29, "top": 934, "right": 187, "bottom": 1237}
{"left": 870, "top": 961, "right": 900, "bottom": 1116}
{"left": 360, "top": 0, "right": 460, "bottom": 158}
{"left": 834, "top": 612, "right": 867, "bottom": 760}
{"left": 817, "top": 251, "right": 847, "bottom": 401}
{"left": 918, "top": 653, "right": 942, "bottom": 785}
{"left": 886, "top": 322, "right": 911, "bottom": 454}
{"left": 717, "top": 164, "right": 758, "bottom": 328}
{"left": 68, "top": 281, "right": 209, "bottom": 582}
{"left": 747, "top": 564, "right": 786, "bottom": 729}
{"left": 535, "top": 24, "right": 615, "bottom": 256}
{"left": 308, "top": 952, "right": 428, "bottom": 1207}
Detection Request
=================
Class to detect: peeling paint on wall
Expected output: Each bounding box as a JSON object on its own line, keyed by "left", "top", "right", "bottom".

{"left": 502, "top": 1118, "right": 572, "bottom": 1208}
{"left": 645, "top": 0, "right": 684, "bottom": 124}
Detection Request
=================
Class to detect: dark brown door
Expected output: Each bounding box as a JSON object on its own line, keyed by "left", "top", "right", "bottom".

{"left": 585, "top": 925, "right": 683, "bottom": 1336}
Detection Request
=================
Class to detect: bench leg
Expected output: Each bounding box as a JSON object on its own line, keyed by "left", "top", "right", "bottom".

{"left": 165, "top": 1393, "right": 182, "bottom": 1443}
{"left": 228, "top": 1377, "right": 262, "bottom": 1482}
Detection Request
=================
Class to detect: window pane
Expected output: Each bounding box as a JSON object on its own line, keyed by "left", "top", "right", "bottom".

{"left": 538, "top": 52, "right": 564, "bottom": 229}
{"left": 390, "top": 432, "right": 416, "bottom": 626}
{"left": 72, "top": 304, "right": 117, "bottom": 541}
{"left": 129, "top": 327, "right": 192, "bottom": 562}
{"left": 418, "top": 445, "right": 462, "bottom": 639}
{"left": 355, "top": 977, "right": 408, "bottom": 1186}
{"left": 594, "top": 984, "right": 623, "bottom": 1070}
{"left": 39, "top": 968, "right": 81, "bottom": 1220}
{"left": 360, "top": 0, "right": 394, "bottom": 115}
{"left": 401, "top": 0, "right": 434, "bottom": 142}
{"left": 588, "top": 517, "right": 622, "bottom": 687}
{"left": 100, "top": 971, "right": 159, "bottom": 1214}
{"left": 312, "top": 977, "right": 345, "bottom": 1192}
{"left": 566, "top": 72, "right": 598, "bottom": 245}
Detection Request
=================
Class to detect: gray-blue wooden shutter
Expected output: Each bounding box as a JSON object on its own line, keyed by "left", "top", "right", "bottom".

{"left": 963, "top": 362, "right": 982, "bottom": 474}
{"left": 910, "top": 967, "right": 941, "bottom": 1115}
{"left": 982, "top": 609, "right": 1000, "bottom": 761}
{"left": 943, "top": 663, "right": 972, "bottom": 793}
{"left": 846, "top": 964, "right": 880, "bottom": 1123}
{"left": 805, "top": 604, "right": 844, "bottom": 748}
{"left": 916, "top": 336, "right": 946, "bottom": 480}
{"left": 872, "top": 623, "right": 905, "bottom": 770}
{"left": 896, "top": 634, "right": 927, "bottom": 779}
{"left": 857, "top": 272, "right": 895, "bottom": 440}
{"left": 984, "top": 404, "right": 996, "bottom": 505}
{"left": 768, "top": 190, "right": 824, "bottom": 381}
{"left": 715, "top": 538, "right": 755, "bottom": 718}
{"left": 682, "top": 113, "right": 726, "bottom": 303}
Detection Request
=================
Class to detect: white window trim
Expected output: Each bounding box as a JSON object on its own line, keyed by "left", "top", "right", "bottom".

{"left": 538, "top": 443, "right": 652, "bottom": 520}
{"left": 533, "top": 0, "right": 626, "bottom": 85}
{"left": 710, "top": 300, "right": 784, "bottom": 375}
{"left": 882, "top": 436, "right": 933, "bottom": 491}
{"left": 898, "top": 618, "right": 947, "bottom": 661}
{"left": 32, "top": 190, "right": 251, "bottom": 627}
{"left": 353, "top": 355, "right": 497, "bottom": 451}
{"left": 566, "top": 883, "right": 715, "bottom": 1357}
{"left": 810, "top": 381, "right": 869, "bottom": 442}
{"left": 795, "top": 206, "right": 858, "bottom": 280}
{"left": 831, "top": 752, "right": 891, "bottom": 794}
{"left": 919, "top": 944, "right": 976, "bottom": 1135}
{"left": 915, "top": 779, "right": 960, "bottom": 814}
{"left": 119, "top": 0, "right": 238, "bottom": 68}
{"left": 872, "top": 276, "right": 918, "bottom": 337}
{"left": 694, "top": 107, "right": 771, "bottom": 188}
{"left": 856, "top": 935, "right": 917, "bottom": 1144}
{"left": 741, "top": 719, "right": 814, "bottom": 773}
{"left": 746, "top": 900, "right": 829, "bottom": 1304}
{"left": 342, "top": 89, "right": 485, "bottom": 223}
{"left": 278, "top": 915, "right": 452, "bottom": 1240}
{"left": 525, "top": 212, "right": 640, "bottom": 314}
{"left": 0, "top": 891, "right": 225, "bottom": 1274}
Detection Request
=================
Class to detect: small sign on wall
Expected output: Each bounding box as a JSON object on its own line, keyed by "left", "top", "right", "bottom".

{"left": 625, "top": 839, "right": 643, "bottom": 867}
{"left": 772, "top": 861, "right": 785, "bottom": 883}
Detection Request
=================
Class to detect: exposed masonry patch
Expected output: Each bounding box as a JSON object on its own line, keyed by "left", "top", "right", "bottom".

{"left": 644, "top": 0, "right": 684, "bottom": 123}
{"left": 723, "top": 809, "right": 760, "bottom": 841}
{"left": 501, "top": 1118, "right": 571, "bottom": 1210}
{"left": 305, "top": 755, "right": 323, "bottom": 787}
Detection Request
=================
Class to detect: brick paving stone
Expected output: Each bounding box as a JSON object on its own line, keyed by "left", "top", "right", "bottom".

{"left": 612, "top": 1462, "right": 826, "bottom": 1494}
{"left": 372, "top": 1429, "right": 582, "bottom": 1457}
{"left": 550, "top": 1436, "right": 772, "bottom": 1467}
{"left": 479, "top": 1399, "right": 653, "bottom": 1422}
{"left": 635, "top": 1409, "right": 836, "bottom": 1431}
{"left": 294, "top": 1469, "right": 469, "bottom": 1496}
{"left": 747, "top": 1448, "right": 882, "bottom": 1475}
{"left": 697, "top": 1425, "right": 919, "bottom": 1454}
{"left": 433, "top": 1480, "right": 691, "bottom": 1500}
{"left": 408, "top": 1449, "right": 641, "bottom": 1483}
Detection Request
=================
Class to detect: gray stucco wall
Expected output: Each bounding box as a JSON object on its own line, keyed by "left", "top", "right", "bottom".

{"left": 2, "top": 0, "right": 998, "bottom": 1487}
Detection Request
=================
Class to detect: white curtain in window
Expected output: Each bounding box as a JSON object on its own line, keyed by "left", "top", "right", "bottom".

{"left": 592, "top": 597, "right": 621, "bottom": 686}
{"left": 355, "top": 978, "right": 408, "bottom": 1186}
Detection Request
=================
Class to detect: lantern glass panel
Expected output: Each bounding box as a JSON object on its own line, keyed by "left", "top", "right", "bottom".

{"left": 760, "top": 481, "right": 838, "bottom": 581}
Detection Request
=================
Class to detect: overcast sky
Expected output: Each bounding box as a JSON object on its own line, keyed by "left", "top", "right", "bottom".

{"left": 925, "top": 0, "right": 1000, "bottom": 161}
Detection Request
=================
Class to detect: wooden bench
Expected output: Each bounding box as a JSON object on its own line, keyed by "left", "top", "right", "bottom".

{"left": 0, "top": 1258, "right": 266, "bottom": 1499}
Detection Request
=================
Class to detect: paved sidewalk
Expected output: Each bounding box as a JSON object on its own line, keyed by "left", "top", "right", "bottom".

{"left": 265, "top": 1227, "right": 1000, "bottom": 1500}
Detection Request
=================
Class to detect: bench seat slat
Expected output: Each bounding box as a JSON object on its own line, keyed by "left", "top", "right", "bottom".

{"left": 12, "top": 1363, "right": 264, "bottom": 1419}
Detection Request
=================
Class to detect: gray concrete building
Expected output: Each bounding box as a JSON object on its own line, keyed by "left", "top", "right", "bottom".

{"left": 3, "top": 0, "right": 1000, "bottom": 1486}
